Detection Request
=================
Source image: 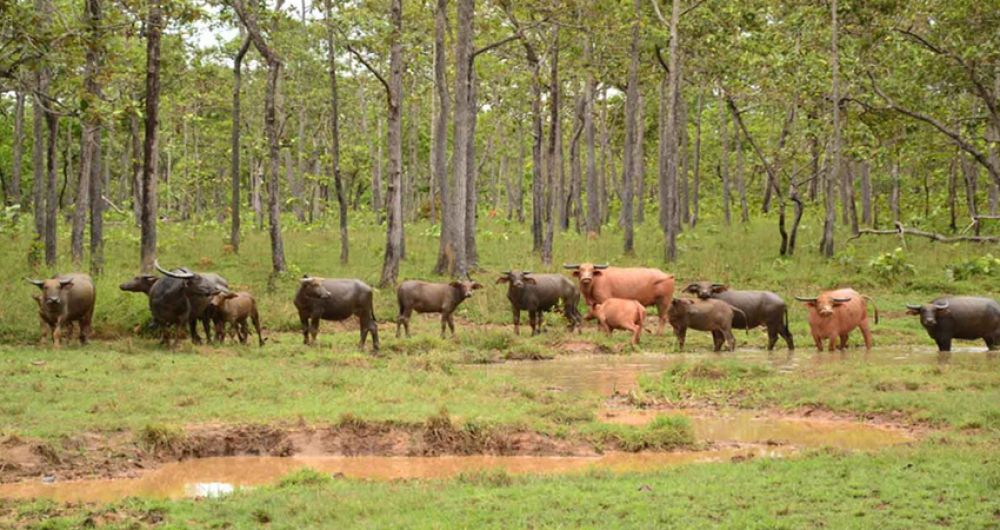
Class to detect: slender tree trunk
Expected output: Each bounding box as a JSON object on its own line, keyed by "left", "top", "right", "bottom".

{"left": 374, "top": 115, "right": 384, "bottom": 223}
{"left": 860, "top": 160, "right": 872, "bottom": 225}
{"left": 808, "top": 114, "right": 820, "bottom": 201}
{"left": 129, "top": 110, "right": 142, "bottom": 225}
{"left": 735, "top": 125, "right": 748, "bottom": 222}
{"left": 820, "top": 0, "right": 839, "bottom": 257}
{"left": 584, "top": 39, "right": 599, "bottom": 235}
{"left": 139, "top": 0, "right": 162, "bottom": 272}
{"left": 963, "top": 154, "right": 979, "bottom": 221}
{"left": 31, "top": 92, "right": 46, "bottom": 265}
{"left": 324, "top": 0, "right": 348, "bottom": 264}
{"left": 432, "top": 0, "right": 451, "bottom": 273}
{"left": 622, "top": 0, "right": 640, "bottom": 255}
{"left": 82, "top": 0, "right": 104, "bottom": 274}
{"left": 658, "top": 74, "right": 668, "bottom": 231}
{"left": 464, "top": 67, "right": 478, "bottom": 269}
{"left": 72, "top": 124, "right": 93, "bottom": 266}
{"left": 542, "top": 27, "right": 559, "bottom": 264}
{"left": 379, "top": 0, "right": 404, "bottom": 287}
{"left": 599, "top": 89, "right": 609, "bottom": 223}
{"left": 89, "top": 124, "right": 104, "bottom": 276}
{"left": 690, "top": 89, "right": 702, "bottom": 228}
{"left": 517, "top": 128, "right": 525, "bottom": 222}
{"left": 230, "top": 36, "right": 250, "bottom": 253}
{"left": 11, "top": 91, "right": 24, "bottom": 208}
{"left": 44, "top": 110, "right": 58, "bottom": 266}
{"left": 678, "top": 84, "right": 690, "bottom": 226}
{"left": 635, "top": 92, "right": 645, "bottom": 225}
{"left": 662, "top": 0, "right": 680, "bottom": 261}
{"left": 569, "top": 90, "right": 585, "bottom": 233}
{"left": 891, "top": 153, "right": 901, "bottom": 224}
{"left": 947, "top": 151, "right": 956, "bottom": 231}
{"left": 719, "top": 90, "right": 731, "bottom": 226}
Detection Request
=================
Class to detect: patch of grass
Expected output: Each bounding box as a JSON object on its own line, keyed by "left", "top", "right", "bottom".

{"left": 586, "top": 415, "right": 695, "bottom": 452}
{"left": 135, "top": 424, "right": 184, "bottom": 454}
{"left": 278, "top": 468, "right": 334, "bottom": 487}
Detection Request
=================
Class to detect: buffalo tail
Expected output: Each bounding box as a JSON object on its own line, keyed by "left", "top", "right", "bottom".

{"left": 863, "top": 295, "right": 879, "bottom": 324}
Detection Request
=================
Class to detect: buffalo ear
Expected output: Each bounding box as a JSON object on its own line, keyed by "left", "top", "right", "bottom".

{"left": 683, "top": 284, "right": 698, "bottom": 293}
{"left": 592, "top": 270, "right": 603, "bottom": 276}
{"left": 936, "top": 307, "right": 951, "bottom": 316}
{"left": 905, "top": 308, "right": 920, "bottom": 316}
{"left": 224, "top": 292, "right": 239, "bottom": 300}
{"left": 59, "top": 280, "right": 74, "bottom": 289}
{"left": 711, "top": 284, "right": 728, "bottom": 293}
{"left": 495, "top": 277, "right": 509, "bottom": 284}
{"left": 571, "top": 270, "right": 581, "bottom": 277}
{"left": 524, "top": 277, "right": 537, "bottom": 285}
{"left": 471, "top": 282, "right": 483, "bottom": 290}
{"left": 449, "top": 281, "right": 463, "bottom": 289}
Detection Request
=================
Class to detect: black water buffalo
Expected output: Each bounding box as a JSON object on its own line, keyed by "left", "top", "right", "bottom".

{"left": 496, "top": 271, "right": 582, "bottom": 336}
{"left": 905, "top": 296, "right": 1000, "bottom": 352}
{"left": 119, "top": 274, "right": 159, "bottom": 295}
{"left": 26, "top": 273, "right": 96, "bottom": 347}
{"left": 294, "top": 276, "right": 379, "bottom": 351}
{"left": 148, "top": 261, "right": 229, "bottom": 346}
{"left": 396, "top": 279, "right": 483, "bottom": 338}
{"left": 684, "top": 281, "right": 794, "bottom": 350}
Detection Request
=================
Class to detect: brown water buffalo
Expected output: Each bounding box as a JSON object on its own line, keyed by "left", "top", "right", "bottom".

{"left": 496, "top": 271, "right": 582, "bottom": 336}
{"left": 25, "top": 273, "right": 96, "bottom": 347}
{"left": 294, "top": 276, "right": 379, "bottom": 351}
{"left": 684, "top": 281, "right": 794, "bottom": 350}
{"left": 119, "top": 275, "right": 159, "bottom": 295}
{"left": 209, "top": 291, "right": 264, "bottom": 346}
{"left": 589, "top": 298, "right": 647, "bottom": 345}
{"left": 396, "top": 279, "right": 483, "bottom": 338}
{"left": 149, "top": 262, "right": 230, "bottom": 347}
{"left": 796, "top": 288, "right": 878, "bottom": 352}
{"left": 666, "top": 298, "right": 747, "bottom": 352}
{"left": 563, "top": 263, "right": 675, "bottom": 333}
{"left": 905, "top": 296, "right": 1000, "bottom": 352}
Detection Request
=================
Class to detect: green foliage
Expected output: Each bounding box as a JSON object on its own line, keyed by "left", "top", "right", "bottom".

{"left": 946, "top": 254, "right": 1000, "bottom": 281}
{"left": 867, "top": 248, "right": 915, "bottom": 282}
{"left": 586, "top": 415, "right": 695, "bottom": 452}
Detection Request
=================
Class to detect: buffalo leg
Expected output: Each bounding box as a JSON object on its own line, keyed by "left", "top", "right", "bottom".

{"left": 812, "top": 334, "right": 823, "bottom": 352}
{"left": 838, "top": 334, "right": 850, "bottom": 350}
{"left": 52, "top": 316, "right": 65, "bottom": 348}
{"left": 396, "top": 308, "right": 410, "bottom": 338}
{"left": 189, "top": 318, "right": 202, "bottom": 345}
{"left": 711, "top": 331, "right": 724, "bottom": 352}
{"left": 628, "top": 325, "right": 640, "bottom": 345}
{"left": 985, "top": 336, "right": 999, "bottom": 351}
{"left": 936, "top": 337, "right": 952, "bottom": 352}
{"left": 827, "top": 337, "right": 837, "bottom": 352}
{"left": 528, "top": 310, "right": 538, "bottom": 336}
{"left": 656, "top": 301, "right": 670, "bottom": 334}
{"left": 238, "top": 319, "right": 249, "bottom": 344}
{"left": 80, "top": 309, "right": 93, "bottom": 345}
{"left": 447, "top": 314, "right": 456, "bottom": 336}
{"left": 859, "top": 321, "right": 874, "bottom": 350}
{"left": 512, "top": 308, "right": 521, "bottom": 336}
{"left": 300, "top": 315, "right": 311, "bottom": 344}
{"left": 366, "top": 316, "right": 380, "bottom": 351}
{"left": 675, "top": 327, "right": 686, "bottom": 351}
{"left": 309, "top": 317, "right": 321, "bottom": 344}
{"left": 780, "top": 324, "right": 794, "bottom": 350}
{"left": 724, "top": 329, "right": 736, "bottom": 352}
{"left": 215, "top": 319, "right": 226, "bottom": 343}
{"left": 202, "top": 317, "right": 214, "bottom": 344}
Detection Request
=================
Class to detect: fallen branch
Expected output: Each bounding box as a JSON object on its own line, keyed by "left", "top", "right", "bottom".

{"left": 848, "top": 222, "right": 1000, "bottom": 244}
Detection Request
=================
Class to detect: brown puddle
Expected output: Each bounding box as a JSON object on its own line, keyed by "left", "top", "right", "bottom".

{"left": 0, "top": 449, "right": 790, "bottom": 503}
{"left": 600, "top": 409, "right": 912, "bottom": 451}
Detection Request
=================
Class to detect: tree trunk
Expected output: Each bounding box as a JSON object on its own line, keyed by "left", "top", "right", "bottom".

{"left": 735, "top": 125, "right": 749, "bottom": 222}
{"left": 662, "top": 0, "right": 680, "bottom": 261}
{"left": 431, "top": 0, "right": 451, "bottom": 273}
{"left": 678, "top": 82, "right": 690, "bottom": 226}
{"left": 891, "top": 154, "right": 901, "bottom": 224}
{"left": 690, "top": 89, "right": 702, "bottom": 228}
{"left": 599, "top": 89, "right": 609, "bottom": 224}
{"left": 542, "top": 26, "right": 559, "bottom": 265}
{"left": 82, "top": 0, "right": 104, "bottom": 274}
{"left": 635, "top": 92, "right": 645, "bottom": 225}
{"left": 584, "top": 39, "right": 599, "bottom": 235}
{"left": 963, "top": 154, "right": 979, "bottom": 222}
{"left": 233, "top": 0, "right": 287, "bottom": 274}
{"left": 846, "top": 161, "right": 860, "bottom": 235}
{"left": 324, "top": 0, "right": 348, "bottom": 264}
{"left": 820, "top": 0, "right": 839, "bottom": 257}
{"left": 89, "top": 123, "right": 104, "bottom": 276}
{"left": 719, "top": 90, "right": 731, "bottom": 226}
{"left": 464, "top": 66, "right": 478, "bottom": 269}
{"left": 622, "top": 0, "right": 640, "bottom": 255}
{"left": 947, "top": 151, "right": 957, "bottom": 231}
{"left": 569, "top": 90, "right": 585, "bottom": 233}
{"left": 230, "top": 36, "right": 250, "bottom": 253}
{"left": 44, "top": 110, "right": 58, "bottom": 266}
{"left": 860, "top": 160, "right": 872, "bottom": 225}
{"left": 72, "top": 122, "right": 93, "bottom": 266}
{"left": 11, "top": 91, "right": 24, "bottom": 208}
{"left": 517, "top": 127, "right": 525, "bottom": 222}
{"left": 139, "top": 0, "right": 162, "bottom": 272}
{"left": 129, "top": 110, "right": 142, "bottom": 225}
{"left": 379, "top": 0, "right": 404, "bottom": 287}
{"left": 808, "top": 114, "right": 820, "bottom": 201}
{"left": 374, "top": 115, "right": 384, "bottom": 223}
{"left": 31, "top": 91, "right": 46, "bottom": 265}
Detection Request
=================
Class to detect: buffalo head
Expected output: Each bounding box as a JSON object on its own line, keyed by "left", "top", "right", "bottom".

{"left": 795, "top": 294, "right": 852, "bottom": 317}
{"left": 26, "top": 277, "right": 74, "bottom": 310}
{"left": 683, "top": 281, "right": 728, "bottom": 299}
{"left": 563, "top": 263, "right": 608, "bottom": 286}
{"left": 450, "top": 279, "right": 484, "bottom": 299}
{"left": 299, "top": 276, "right": 332, "bottom": 299}
{"left": 906, "top": 301, "right": 949, "bottom": 328}
{"left": 120, "top": 275, "right": 159, "bottom": 294}
{"left": 496, "top": 271, "right": 536, "bottom": 289}
{"left": 155, "top": 261, "right": 228, "bottom": 297}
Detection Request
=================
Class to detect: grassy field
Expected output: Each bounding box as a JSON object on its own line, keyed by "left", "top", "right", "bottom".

{"left": 3, "top": 210, "right": 1000, "bottom": 527}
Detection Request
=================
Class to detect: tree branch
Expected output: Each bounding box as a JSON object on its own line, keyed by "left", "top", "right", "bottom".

{"left": 345, "top": 44, "right": 390, "bottom": 97}
{"left": 848, "top": 221, "right": 1000, "bottom": 244}
{"left": 654, "top": 46, "right": 669, "bottom": 73}
{"left": 229, "top": 0, "right": 280, "bottom": 66}
{"left": 472, "top": 33, "right": 519, "bottom": 59}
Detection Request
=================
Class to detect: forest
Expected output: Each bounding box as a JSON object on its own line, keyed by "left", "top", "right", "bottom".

{"left": 3, "top": 0, "right": 1000, "bottom": 527}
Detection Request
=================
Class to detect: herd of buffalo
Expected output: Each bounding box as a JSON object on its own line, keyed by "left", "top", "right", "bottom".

{"left": 24, "top": 261, "right": 1000, "bottom": 354}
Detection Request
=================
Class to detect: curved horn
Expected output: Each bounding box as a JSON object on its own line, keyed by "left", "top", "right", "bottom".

{"left": 711, "top": 283, "right": 726, "bottom": 289}
{"left": 562, "top": 263, "right": 580, "bottom": 269}
{"left": 25, "top": 278, "right": 44, "bottom": 287}
{"left": 594, "top": 264, "right": 609, "bottom": 270}
{"left": 154, "top": 260, "right": 194, "bottom": 279}
{"left": 933, "top": 301, "right": 950, "bottom": 310}
{"left": 59, "top": 278, "right": 73, "bottom": 286}
{"left": 300, "top": 275, "right": 314, "bottom": 284}
{"left": 522, "top": 271, "right": 532, "bottom": 275}
{"left": 905, "top": 304, "right": 922, "bottom": 311}
{"left": 832, "top": 297, "right": 852, "bottom": 303}
{"left": 794, "top": 296, "right": 818, "bottom": 302}
{"left": 683, "top": 283, "right": 699, "bottom": 293}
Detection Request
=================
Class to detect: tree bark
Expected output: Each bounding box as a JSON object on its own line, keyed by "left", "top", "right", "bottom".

{"left": 661, "top": 0, "right": 680, "bottom": 261}
{"left": 44, "top": 109, "right": 58, "bottom": 266}
{"left": 820, "top": 0, "right": 839, "bottom": 257}
{"left": 860, "top": 160, "right": 872, "bottom": 225}
{"left": 464, "top": 67, "right": 478, "bottom": 269}
{"left": 690, "top": 89, "right": 702, "bottom": 228}
{"left": 11, "top": 90, "right": 24, "bottom": 208}
{"left": 719, "top": 90, "right": 731, "bottom": 226}
{"left": 542, "top": 26, "right": 559, "bottom": 264}
{"left": 569, "top": 89, "right": 585, "bottom": 233}
{"left": 379, "top": 0, "right": 404, "bottom": 287}
{"left": 622, "top": 0, "right": 641, "bottom": 256}
{"left": 947, "top": 151, "right": 956, "bottom": 230}
{"left": 431, "top": 0, "right": 452, "bottom": 273}
{"left": 232, "top": 0, "right": 287, "bottom": 273}
{"left": 230, "top": 36, "right": 250, "bottom": 253}
{"left": 584, "top": 39, "right": 599, "bottom": 235}
{"left": 635, "top": 92, "right": 645, "bottom": 225}
{"left": 963, "top": 154, "right": 979, "bottom": 223}
{"left": 72, "top": 122, "right": 93, "bottom": 266}
{"left": 891, "top": 153, "right": 901, "bottom": 224}
{"left": 735, "top": 124, "right": 748, "bottom": 222}
{"left": 31, "top": 90, "right": 46, "bottom": 265}
{"left": 323, "top": 0, "right": 348, "bottom": 264}
{"left": 678, "top": 82, "right": 690, "bottom": 226}
{"left": 139, "top": 0, "right": 162, "bottom": 273}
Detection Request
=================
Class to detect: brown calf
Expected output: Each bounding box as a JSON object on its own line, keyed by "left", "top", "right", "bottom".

{"left": 209, "top": 291, "right": 264, "bottom": 346}
{"left": 795, "top": 288, "right": 877, "bottom": 351}
{"left": 589, "top": 298, "right": 647, "bottom": 345}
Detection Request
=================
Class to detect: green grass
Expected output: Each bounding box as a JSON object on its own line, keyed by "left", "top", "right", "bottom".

{"left": 4, "top": 444, "right": 999, "bottom": 529}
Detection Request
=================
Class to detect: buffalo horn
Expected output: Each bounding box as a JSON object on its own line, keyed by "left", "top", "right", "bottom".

{"left": 683, "top": 284, "right": 699, "bottom": 293}
{"left": 905, "top": 304, "right": 922, "bottom": 311}
{"left": 25, "top": 278, "right": 44, "bottom": 287}
{"left": 522, "top": 271, "right": 532, "bottom": 275}
{"left": 711, "top": 283, "right": 725, "bottom": 289}
{"left": 594, "top": 264, "right": 609, "bottom": 270}
{"left": 933, "top": 301, "right": 950, "bottom": 310}
{"left": 59, "top": 278, "right": 73, "bottom": 286}
{"left": 832, "top": 297, "right": 852, "bottom": 303}
{"left": 563, "top": 264, "right": 580, "bottom": 269}
{"left": 300, "top": 276, "right": 313, "bottom": 284}
{"left": 794, "top": 296, "right": 817, "bottom": 302}
{"left": 154, "top": 260, "right": 194, "bottom": 279}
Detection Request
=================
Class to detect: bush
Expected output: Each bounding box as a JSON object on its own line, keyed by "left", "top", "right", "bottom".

{"left": 946, "top": 254, "right": 1000, "bottom": 281}
{"left": 867, "top": 248, "right": 915, "bottom": 281}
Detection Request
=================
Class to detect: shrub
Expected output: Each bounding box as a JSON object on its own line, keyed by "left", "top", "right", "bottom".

{"left": 867, "top": 248, "right": 915, "bottom": 281}
{"left": 946, "top": 254, "right": 1000, "bottom": 281}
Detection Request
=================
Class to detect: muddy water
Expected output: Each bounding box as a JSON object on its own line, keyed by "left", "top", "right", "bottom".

{"left": 0, "top": 449, "right": 791, "bottom": 503}
{"left": 600, "top": 409, "right": 911, "bottom": 451}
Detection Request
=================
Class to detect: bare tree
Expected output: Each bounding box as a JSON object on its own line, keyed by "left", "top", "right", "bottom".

{"left": 232, "top": 0, "right": 287, "bottom": 273}
{"left": 323, "top": 0, "right": 348, "bottom": 264}
{"left": 584, "top": 37, "right": 599, "bottom": 235}
{"left": 432, "top": 0, "right": 452, "bottom": 272}
{"left": 820, "top": 0, "right": 839, "bottom": 257}
{"left": 229, "top": 36, "right": 250, "bottom": 253}
{"left": 10, "top": 90, "right": 24, "bottom": 208}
